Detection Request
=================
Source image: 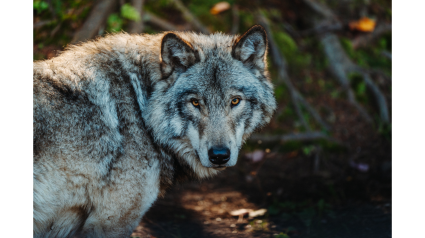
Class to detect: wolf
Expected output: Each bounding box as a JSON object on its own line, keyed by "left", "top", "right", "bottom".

{"left": 33, "top": 25, "right": 277, "bottom": 237}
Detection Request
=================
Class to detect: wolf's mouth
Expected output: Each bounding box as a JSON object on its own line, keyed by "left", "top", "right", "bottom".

{"left": 213, "top": 166, "right": 227, "bottom": 171}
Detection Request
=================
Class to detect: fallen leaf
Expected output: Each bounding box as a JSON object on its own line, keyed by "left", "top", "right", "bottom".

{"left": 349, "top": 160, "right": 370, "bottom": 172}
{"left": 249, "top": 208, "right": 267, "bottom": 218}
{"left": 245, "top": 150, "right": 265, "bottom": 163}
{"left": 229, "top": 208, "right": 253, "bottom": 216}
{"left": 349, "top": 17, "right": 376, "bottom": 32}
{"left": 210, "top": 2, "right": 231, "bottom": 15}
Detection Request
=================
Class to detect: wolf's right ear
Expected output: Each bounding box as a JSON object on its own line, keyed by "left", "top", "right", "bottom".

{"left": 232, "top": 25, "right": 268, "bottom": 71}
{"left": 160, "top": 33, "right": 199, "bottom": 77}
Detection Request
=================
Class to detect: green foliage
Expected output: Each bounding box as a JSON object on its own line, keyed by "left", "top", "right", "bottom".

{"left": 249, "top": 219, "right": 269, "bottom": 231}
{"left": 275, "top": 232, "right": 290, "bottom": 238}
{"left": 268, "top": 198, "right": 334, "bottom": 230}
{"left": 121, "top": 3, "right": 141, "bottom": 22}
{"left": 107, "top": 4, "right": 142, "bottom": 33}
{"left": 330, "top": 90, "right": 340, "bottom": 99}
{"left": 340, "top": 36, "right": 391, "bottom": 73}
{"left": 302, "top": 145, "right": 315, "bottom": 156}
{"left": 274, "top": 31, "right": 298, "bottom": 55}
{"left": 378, "top": 122, "right": 392, "bottom": 140}
{"left": 276, "top": 106, "right": 294, "bottom": 123}
{"left": 348, "top": 73, "right": 368, "bottom": 104}
{"left": 274, "top": 85, "right": 286, "bottom": 101}
{"left": 271, "top": 30, "right": 311, "bottom": 71}
{"left": 186, "top": 0, "right": 235, "bottom": 32}
{"left": 34, "top": 1, "right": 49, "bottom": 14}
{"left": 107, "top": 14, "right": 124, "bottom": 33}
{"left": 239, "top": 11, "right": 254, "bottom": 29}
{"left": 356, "top": 81, "right": 366, "bottom": 96}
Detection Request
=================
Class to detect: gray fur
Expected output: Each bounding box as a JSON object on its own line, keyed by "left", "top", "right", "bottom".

{"left": 33, "top": 25, "right": 277, "bottom": 237}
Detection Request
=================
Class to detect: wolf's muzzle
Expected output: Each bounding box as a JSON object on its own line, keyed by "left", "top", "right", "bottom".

{"left": 208, "top": 146, "right": 230, "bottom": 165}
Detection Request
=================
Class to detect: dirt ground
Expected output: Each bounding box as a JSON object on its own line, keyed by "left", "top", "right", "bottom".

{"left": 130, "top": 134, "right": 391, "bottom": 238}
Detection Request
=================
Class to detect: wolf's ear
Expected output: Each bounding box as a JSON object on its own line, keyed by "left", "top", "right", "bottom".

{"left": 232, "top": 25, "right": 268, "bottom": 71}
{"left": 160, "top": 33, "right": 199, "bottom": 77}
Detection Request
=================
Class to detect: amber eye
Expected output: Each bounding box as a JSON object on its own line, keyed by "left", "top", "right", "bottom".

{"left": 191, "top": 99, "right": 200, "bottom": 107}
{"left": 231, "top": 98, "right": 240, "bottom": 106}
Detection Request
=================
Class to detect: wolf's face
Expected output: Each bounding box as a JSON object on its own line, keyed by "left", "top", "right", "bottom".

{"left": 145, "top": 26, "right": 276, "bottom": 178}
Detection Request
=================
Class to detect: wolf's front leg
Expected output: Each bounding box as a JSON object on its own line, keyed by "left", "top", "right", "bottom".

{"left": 80, "top": 208, "right": 143, "bottom": 238}
{"left": 80, "top": 160, "right": 161, "bottom": 238}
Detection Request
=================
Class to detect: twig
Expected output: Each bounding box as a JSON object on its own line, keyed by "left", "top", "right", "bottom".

{"left": 299, "top": 22, "right": 343, "bottom": 37}
{"left": 367, "top": 68, "right": 391, "bottom": 83}
{"left": 256, "top": 12, "right": 331, "bottom": 131}
{"left": 143, "top": 12, "right": 179, "bottom": 31}
{"left": 50, "top": 21, "right": 62, "bottom": 38}
{"left": 353, "top": 67, "right": 390, "bottom": 123}
{"left": 71, "top": 0, "right": 117, "bottom": 43}
{"left": 295, "top": 92, "right": 332, "bottom": 131}
{"left": 170, "top": 0, "right": 210, "bottom": 34}
{"left": 33, "top": 20, "right": 55, "bottom": 29}
{"left": 230, "top": 5, "right": 239, "bottom": 34}
{"left": 320, "top": 33, "right": 374, "bottom": 123}
{"left": 381, "top": 50, "right": 392, "bottom": 60}
{"left": 249, "top": 132, "right": 343, "bottom": 145}
{"left": 302, "top": 0, "right": 337, "bottom": 20}
{"left": 128, "top": 0, "right": 144, "bottom": 33}
{"left": 313, "top": 146, "right": 321, "bottom": 173}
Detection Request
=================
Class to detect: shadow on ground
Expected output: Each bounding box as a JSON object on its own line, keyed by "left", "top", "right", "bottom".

{"left": 131, "top": 137, "right": 391, "bottom": 238}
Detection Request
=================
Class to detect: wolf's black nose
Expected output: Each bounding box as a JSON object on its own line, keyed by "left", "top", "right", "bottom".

{"left": 208, "top": 147, "right": 230, "bottom": 165}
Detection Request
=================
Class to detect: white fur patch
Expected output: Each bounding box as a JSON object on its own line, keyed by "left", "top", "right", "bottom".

{"left": 170, "top": 117, "right": 183, "bottom": 136}
{"left": 129, "top": 72, "right": 147, "bottom": 112}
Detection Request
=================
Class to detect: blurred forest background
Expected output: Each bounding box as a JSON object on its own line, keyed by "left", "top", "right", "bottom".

{"left": 33, "top": 0, "right": 392, "bottom": 237}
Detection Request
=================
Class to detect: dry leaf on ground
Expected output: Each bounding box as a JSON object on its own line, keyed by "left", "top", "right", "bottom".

{"left": 210, "top": 2, "right": 231, "bottom": 15}
{"left": 229, "top": 208, "right": 253, "bottom": 216}
{"left": 245, "top": 150, "right": 265, "bottom": 163}
{"left": 249, "top": 209, "right": 267, "bottom": 218}
{"left": 349, "top": 17, "right": 376, "bottom": 32}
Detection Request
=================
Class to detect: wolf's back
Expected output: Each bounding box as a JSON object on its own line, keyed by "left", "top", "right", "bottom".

{"left": 33, "top": 60, "right": 98, "bottom": 160}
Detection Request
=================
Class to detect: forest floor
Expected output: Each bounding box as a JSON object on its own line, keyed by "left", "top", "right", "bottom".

{"left": 130, "top": 129, "right": 391, "bottom": 238}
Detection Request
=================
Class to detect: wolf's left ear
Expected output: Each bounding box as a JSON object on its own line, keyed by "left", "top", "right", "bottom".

{"left": 232, "top": 25, "right": 268, "bottom": 71}
{"left": 160, "top": 33, "right": 199, "bottom": 77}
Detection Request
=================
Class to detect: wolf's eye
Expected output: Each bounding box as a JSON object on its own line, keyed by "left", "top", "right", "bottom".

{"left": 191, "top": 99, "right": 200, "bottom": 108}
{"left": 231, "top": 98, "right": 240, "bottom": 107}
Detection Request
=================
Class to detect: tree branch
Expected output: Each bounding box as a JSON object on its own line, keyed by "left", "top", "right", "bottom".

{"left": 171, "top": 0, "right": 210, "bottom": 34}
{"left": 353, "top": 67, "right": 390, "bottom": 123}
{"left": 33, "top": 20, "right": 55, "bottom": 29}
{"left": 302, "top": 0, "right": 337, "bottom": 20}
{"left": 320, "top": 33, "right": 374, "bottom": 123}
{"left": 249, "top": 132, "right": 343, "bottom": 145}
{"left": 71, "top": 0, "right": 117, "bottom": 44}
{"left": 143, "top": 12, "right": 179, "bottom": 31}
{"left": 230, "top": 5, "right": 239, "bottom": 34}
{"left": 128, "top": 0, "right": 144, "bottom": 33}
{"left": 256, "top": 12, "right": 331, "bottom": 131}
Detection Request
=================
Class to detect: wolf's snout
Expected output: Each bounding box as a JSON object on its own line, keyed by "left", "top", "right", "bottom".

{"left": 208, "top": 146, "right": 230, "bottom": 165}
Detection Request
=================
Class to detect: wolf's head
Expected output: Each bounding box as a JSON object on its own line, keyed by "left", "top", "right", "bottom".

{"left": 145, "top": 25, "right": 277, "bottom": 178}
